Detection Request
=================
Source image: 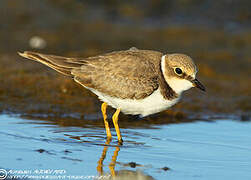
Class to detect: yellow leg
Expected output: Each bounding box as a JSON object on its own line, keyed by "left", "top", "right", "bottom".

{"left": 112, "top": 109, "right": 122, "bottom": 143}
{"left": 101, "top": 102, "right": 112, "bottom": 139}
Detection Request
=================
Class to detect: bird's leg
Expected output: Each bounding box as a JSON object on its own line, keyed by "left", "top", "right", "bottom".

{"left": 112, "top": 108, "right": 123, "bottom": 143}
{"left": 101, "top": 102, "right": 112, "bottom": 140}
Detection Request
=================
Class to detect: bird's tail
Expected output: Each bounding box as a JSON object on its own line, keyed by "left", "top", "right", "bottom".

{"left": 18, "top": 51, "right": 84, "bottom": 76}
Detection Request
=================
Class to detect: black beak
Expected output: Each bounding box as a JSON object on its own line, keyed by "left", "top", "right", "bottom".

{"left": 191, "top": 79, "right": 206, "bottom": 92}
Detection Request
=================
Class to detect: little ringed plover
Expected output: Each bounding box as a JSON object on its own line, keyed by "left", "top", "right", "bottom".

{"left": 18, "top": 47, "right": 205, "bottom": 143}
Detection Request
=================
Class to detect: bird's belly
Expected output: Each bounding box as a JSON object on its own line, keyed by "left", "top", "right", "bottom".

{"left": 91, "top": 88, "right": 180, "bottom": 117}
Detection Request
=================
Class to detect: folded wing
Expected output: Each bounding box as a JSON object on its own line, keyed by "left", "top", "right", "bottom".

{"left": 18, "top": 50, "right": 159, "bottom": 99}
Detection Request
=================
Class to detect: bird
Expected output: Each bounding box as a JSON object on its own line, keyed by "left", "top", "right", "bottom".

{"left": 18, "top": 47, "right": 205, "bottom": 143}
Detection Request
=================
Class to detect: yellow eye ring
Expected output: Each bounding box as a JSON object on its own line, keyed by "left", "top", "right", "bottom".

{"left": 174, "top": 67, "right": 183, "bottom": 75}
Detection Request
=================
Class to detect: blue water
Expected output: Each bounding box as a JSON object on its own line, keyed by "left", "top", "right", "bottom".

{"left": 0, "top": 114, "right": 251, "bottom": 180}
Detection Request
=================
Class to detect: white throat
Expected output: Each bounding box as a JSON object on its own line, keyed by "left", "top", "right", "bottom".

{"left": 161, "top": 55, "right": 193, "bottom": 95}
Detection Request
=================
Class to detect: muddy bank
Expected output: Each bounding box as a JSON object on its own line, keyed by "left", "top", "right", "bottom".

{"left": 0, "top": 0, "right": 250, "bottom": 123}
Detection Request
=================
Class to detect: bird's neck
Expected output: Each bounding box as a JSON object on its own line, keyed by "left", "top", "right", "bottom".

{"left": 159, "top": 55, "right": 178, "bottom": 100}
{"left": 167, "top": 78, "right": 193, "bottom": 95}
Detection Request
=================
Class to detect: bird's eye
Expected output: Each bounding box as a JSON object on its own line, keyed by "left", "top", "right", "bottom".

{"left": 175, "top": 68, "right": 183, "bottom": 75}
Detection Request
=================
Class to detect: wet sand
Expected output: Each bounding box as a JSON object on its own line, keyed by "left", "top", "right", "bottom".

{"left": 0, "top": 1, "right": 250, "bottom": 120}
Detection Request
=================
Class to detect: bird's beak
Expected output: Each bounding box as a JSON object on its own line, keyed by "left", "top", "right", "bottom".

{"left": 191, "top": 79, "right": 206, "bottom": 92}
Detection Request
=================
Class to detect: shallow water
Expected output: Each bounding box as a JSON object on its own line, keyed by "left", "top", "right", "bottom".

{"left": 1, "top": 114, "right": 251, "bottom": 180}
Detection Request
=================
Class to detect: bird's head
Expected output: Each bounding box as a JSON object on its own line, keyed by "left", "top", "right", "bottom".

{"left": 161, "top": 53, "right": 205, "bottom": 94}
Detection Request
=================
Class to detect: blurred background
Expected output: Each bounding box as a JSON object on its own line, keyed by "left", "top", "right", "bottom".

{"left": 1, "top": 1, "right": 251, "bottom": 179}
{"left": 0, "top": 0, "right": 250, "bottom": 121}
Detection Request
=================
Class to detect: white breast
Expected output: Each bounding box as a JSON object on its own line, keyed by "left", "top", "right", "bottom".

{"left": 89, "top": 88, "right": 180, "bottom": 117}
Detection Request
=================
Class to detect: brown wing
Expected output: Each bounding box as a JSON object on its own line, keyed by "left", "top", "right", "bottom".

{"left": 18, "top": 51, "right": 86, "bottom": 76}
{"left": 18, "top": 49, "right": 161, "bottom": 100}
{"left": 72, "top": 50, "right": 160, "bottom": 99}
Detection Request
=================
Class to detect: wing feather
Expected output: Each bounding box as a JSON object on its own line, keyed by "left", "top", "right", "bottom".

{"left": 71, "top": 50, "right": 160, "bottom": 99}
{"left": 19, "top": 49, "right": 162, "bottom": 99}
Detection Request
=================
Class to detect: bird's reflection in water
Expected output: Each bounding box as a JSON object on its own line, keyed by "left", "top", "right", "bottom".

{"left": 96, "top": 140, "right": 154, "bottom": 180}
{"left": 97, "top": 139, "right": 120, "bottom": 177}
